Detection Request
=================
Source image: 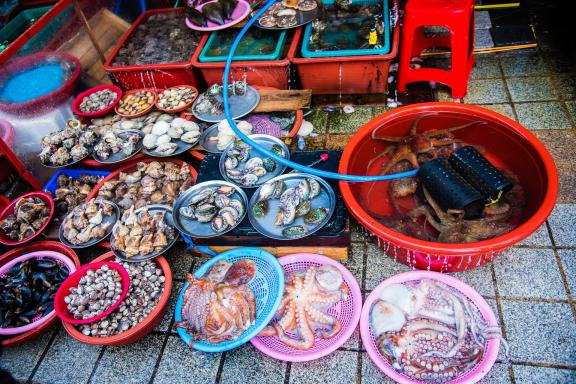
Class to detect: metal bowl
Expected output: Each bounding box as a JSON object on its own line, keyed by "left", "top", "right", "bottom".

{"left": 191, "top": 85, "right": 260, "bottom": 123}
{"left": 219, "top": 134, "right": 290, "bottom": 189}
{"left": 247, "top": 173, "right": 336, "bottom": 240}
{"left": 92, "top": 129, "right": 144, "bottom": 164}
{"left": 58, "top": 200, "right": 120, "bottom": 249}
{"left": 143, "top": 137, "right": 197, "bottom": 158}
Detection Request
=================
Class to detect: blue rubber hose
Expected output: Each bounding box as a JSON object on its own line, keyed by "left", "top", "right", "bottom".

{"left": 221, "top": 0, "right": 417, "bottom": 182}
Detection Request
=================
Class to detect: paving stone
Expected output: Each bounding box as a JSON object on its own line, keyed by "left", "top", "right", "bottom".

{"left": 164, "top": 243, "right": 194, "bottom": 281}
{"left": 558, "top": 250, "right": 576, "bottom": 294}
{"left": 479, "top": 103, "right": 516, "bottom": 120}
{"left": 566, "top": 100, "right": 576, "bottom": 120}
{"left": 90, "top": 334, "right": 164, "bottom": 384}
{"left": 33, "top": 328, "right": 102, "bottom": 384}
{"left": 552, "top": 73, "right": 576, "bottom": 100}
{"left": 544, "top": 54, "right": 576, "bottom": 74}
{"left": 449, "top": 262, "right": 495, "bottom": 296}
{"left": 364, "top": 242, "right": 410, "bottom": 291}
{"left": 475, "top": 10, "right": 492, "bottom": 30}
{"left": 506, "top": 77, "right": 558, "bottom": 102}
{"left": 157, "top": 281, "right": 184, "bottom": 332}
{"left": 471, "top": 56, "right": 501, "bottom": 79}
{"left": 289, "top": 350, "right": 357, "bottom": 384}
{"left": 351, "top": 217, "right": 369, "bottom": 242}
{"left": 478, "top": 363, "right": 512, "bottom": 384}
{"left": 438, "top": 79, "right": 509, "bottom": 104}
{"left": 547, "top": 204, "right": 576, "bottom": 246}
{"left": 500, "top": 300, "right": 576, "bottom": 365}
{"left": 500, "top": 55, "right": 547, "bottom": 77}
{"left": 361, "top": 352, "right": 396, "bottom": 384}
{"left": 343, "top": 242, "right": 365, "bottom": 286}
{"left": 517, "top": 223, "right": 552, "bottom": 246}
{"left": 221, "top": 344, "right": 286, "bottom": 384}
{"left": 153, "top": 336, "right": 221, "bottom": 384}
{"left": 475, "top": 29, "right": 495, "bottom": 50}
{"left": 0, "top": 328, "right": 54, "bottom": 381}
{"left": 327, "top": 107, "right": 374, "bottom": 133}
{"left": 493, "top": 248, "right": 566, "bottom": 299}
{"left": 325, "top": 134, "right": 353, "bottom": 150}
{"left": 514, "top": 102, "right": 572, "bottom": 129}
{"left": 342, "top": 324, "right": 361, "bottom": 350}
{"left": 512, "top": 364, "right": 576, "bottom": 383}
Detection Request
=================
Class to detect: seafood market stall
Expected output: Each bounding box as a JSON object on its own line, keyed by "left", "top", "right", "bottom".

{"left": 0, "top": 0, "right": 570, "bottom": 383}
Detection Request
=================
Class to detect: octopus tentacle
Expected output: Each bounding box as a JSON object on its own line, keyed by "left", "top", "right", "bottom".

{"left": 274, "top": 307, "right": 315, "bottom": 350}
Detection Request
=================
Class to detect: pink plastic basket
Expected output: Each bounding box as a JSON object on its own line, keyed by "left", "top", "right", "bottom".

{"left": 0, "top": 251, "right": 77, "bottom": 336}
{"left": 251, "top": 253, "right": 362, "bottom": 362}
{"left": 360, "top": 271, "right": 500, "bottom": 384}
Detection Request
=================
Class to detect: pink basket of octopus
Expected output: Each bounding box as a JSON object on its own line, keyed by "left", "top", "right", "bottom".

{"left": 360, "top": 271, "right": 501, "bottom": 384}
{"left": 251, "top": 253, "right": 362, "bottom": 362}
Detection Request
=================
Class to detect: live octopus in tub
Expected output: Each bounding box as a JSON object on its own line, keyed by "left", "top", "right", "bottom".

{"left": 370, "top": 279, "right": 507, "bottom": 383}
{"left": 259, "top": 265, "right": 348, "bottom": 350}
{"left": 174, "top": 259, "right": 257, "bottom": 344}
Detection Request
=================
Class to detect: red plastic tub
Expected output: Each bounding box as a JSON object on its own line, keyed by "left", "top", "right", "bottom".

{"left": 0, "top": 52, "right": 81, "bottom": 115}
{"left": 103, "top": 8, "right": 206, "bottom": 91}
{"left": 71, "top": 85, "right": 123, "bottom": 118}
{"left": 0, "top": 191, "right": 55, "bottom": 246}
{"left": 339, "top": 103, "right": 558, "bottom": 272}
{"left": 192, "top": 32, "right": 296, "bottom": 89}
{"left": 0, "top": 241, "right": 80, "bottom": 347}
{"left": 288, "top": 21, "right": 399, "bottom": 94}
{"left": 61, "top": 251, "right": 172, "bottom": 346}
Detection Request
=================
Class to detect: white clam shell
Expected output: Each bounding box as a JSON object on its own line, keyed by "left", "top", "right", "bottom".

{"left": 151, "top": 121, "right": 170, "bottom": 136}
{"left": 182, "top": 120, "right": 200, "bottom": 132}
{"left": 155, "top": 142, "right": 178, "bottom": 155}
{"left": 180, "top": 131, "right": 200, "bottom": 144}
{"left": 167, "top": 126, "right": 184, "bottom": 139}
{"left": 157, "top": 134, "right": 172, "bottom": 145}
{"left": 171, "top": 117, "right": 187, "bottom": 128}
{"left": 143, "top": 134, "right": 158, "bottom": 149}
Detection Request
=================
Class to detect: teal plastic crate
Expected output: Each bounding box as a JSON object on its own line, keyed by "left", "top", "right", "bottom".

{"left": 301, "top": 0, "right": 391, "bottom": 58}
{"left": 199, "top": 28, "right": 287, "bottom": 63}
{"left": 0, "top": 5, "right": 51, "bottom": 53}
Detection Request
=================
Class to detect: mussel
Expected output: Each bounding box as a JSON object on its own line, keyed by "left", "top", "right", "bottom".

{"left": 186, "top": 6, "right": 207, "bottom": 26}
{"left": 220, "top": 0, "right": 238, "bottom": 20}
{"left": 202, "top": 2, "right": 226, "bottom": 25}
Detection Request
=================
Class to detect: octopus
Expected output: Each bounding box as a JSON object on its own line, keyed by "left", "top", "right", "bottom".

{"left": 370, "top": 279, "right": 508, "bottom": 383}
{"left": 259, "top": 265, "right": 348, "bottom": 350}
{"left": 174, "top": 259, "right": 257, "bottom": 345}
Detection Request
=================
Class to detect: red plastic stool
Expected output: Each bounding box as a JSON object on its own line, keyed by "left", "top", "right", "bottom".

{"left": 398, "top": 0, "right": 475, "bottom": 99}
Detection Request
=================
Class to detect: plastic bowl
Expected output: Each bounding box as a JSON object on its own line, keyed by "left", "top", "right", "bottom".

{"left": 71, "top": 85, "right": 123, "bottom": 118}
{"left": 250, "top": 253, "right": 362, "bottom": 362}
{"left": 360, "top": 271, "right": 500, "bottom": 384}
{"left": 0, "top": 191, "right": 55, "bottom": 246}
{"left": 339, "top": 103, "right": 558, "bottom": 272}
{"left": 62, "top": 251, "right": 172, "bottom": 346}
{"left": 0, "top": 251, "right": 76, "bottom": 336}
{"left": 0, "top": 241, "right": 80, "bottom": 347}
{"left": 174, "top": 247, "right": 285, "bottom": 353}
{"left": 114, "top": 88, "right": 157, "bottom": 118}
{"left": 155, "top": 84, "right": 199, "bottom": 113}
{"left": 54, "top": 261, "right": 130, "bottom": 325}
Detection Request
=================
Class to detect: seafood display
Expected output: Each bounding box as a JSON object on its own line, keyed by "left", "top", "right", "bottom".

{"left": 156, "top": 86, "right": 197, "bottom": 112}
{"left": 249, "top": 174, "right": 334, "bottom": 240}
{"left": 78, "top": 89, "right": 118, "bottom": 114}
{"left": 115, "top": 90, "right": 156, "bottom": 117}
{"left": 370, "top": 279, "right": 505, "bottom": 382}
{"left": 60, "top": 199, "right": 118, "bottom": 247}
{"left": 175, "top": 182, "right": 246, "bottom": 236}
{"left": 143, "top": 117, "right": 201, "bottom": 157}
{"left": 186, "top": 0, "right": 240, "bottom": 27}
{"left": 175, "top": 259, "right": 257, "bottom": 343}
{"left": 111, "top": 206, "right": 177, "bottom": 259}
{"left": 39, "top": 119, "right": 96, "bottom": 167}
{"left": 0, "top": 196, "right": 51, "bottom": 242}
{"left": 192, "top": 82, "right": 259, "bottom": 122}
{"left": 47, "top": 174, "right": 104, "bottom": 224}
{"left": 257, "top": 0, "right": 319, "bottom": 29}
{"left": 366, "top": 115, "right": 524, "bottom": 243}
{"left": 64, "top": 265, "right": 123, "bottom": 320}
{"left": 75, "top": 259, "right": 164, "bottom": 337}
{"left": 221, "top": 136, "right": 288, "bottom": 187}
{"left": 95, "top": 161, "right": 194, "bottom": 212}
{"left": 200, "top": 119, "right": 253, "bottom": 152}
{"left": 0, "top": 257, "right": 69, "bottom": 328}
{"left": 112, "top": 12, "right": 201, "bottom": 66}
{"left": 93, "top": 130, "right": 143, "bottom": 163}
{"left": 259, "top": 265, "right": 348, "bottom": 349}
{"left": 202, "top": 28, "right": 282, "bottom": 58}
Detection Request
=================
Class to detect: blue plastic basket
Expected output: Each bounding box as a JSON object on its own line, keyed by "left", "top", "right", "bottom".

{"left": 42, "top": 169, "right": 110, "bottom": 194}
{"left": 301, "top": 0, "right": 391, "bottom": 58}
{"left": 175, "top": 247, "right": 285, "bottom": 352}
{"left": 199, "top": 28, "right": 287, "bottom": 63}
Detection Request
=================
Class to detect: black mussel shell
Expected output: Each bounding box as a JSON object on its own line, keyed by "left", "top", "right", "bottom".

{"left": 186, "top": 5, "right": 207, "bottom": 26}
{"left": 202, "top": 2, "right": 225, "bottom": 25}
{"left": 220, "top": 0, "right": 238, "bottom": 20}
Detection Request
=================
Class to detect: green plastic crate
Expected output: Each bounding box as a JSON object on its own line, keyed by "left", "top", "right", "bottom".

{"left": 0, "top": 5, "right": 52, "bottom": 53}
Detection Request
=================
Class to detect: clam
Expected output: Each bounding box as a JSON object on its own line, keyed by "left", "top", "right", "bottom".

{"left": 157, "top": 134, "right": 172, "bottom": 145}
{"left": 167, "top": 126, "right": 184, "bottom": 139}
{"left": 152, "top": 121, "right": 170, "bottom": 136}
{"left": 143, "top": 134, "right": 158, "bottom": 149}
{"left": 155, "top": 142, "right": 178, "bottom": 155}
{"left": 181, "top": 131, "right": 200, "bottom": 144}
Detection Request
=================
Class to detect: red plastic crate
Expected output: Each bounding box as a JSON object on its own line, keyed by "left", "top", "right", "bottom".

{"left": 288, "top": 21, "right": 399, "bottom": 95}
{"left": 103, "top": 8, "right": 206, "bottom": 91}
{"left": 192, "top": 32, "right": 296, "bottom": 89}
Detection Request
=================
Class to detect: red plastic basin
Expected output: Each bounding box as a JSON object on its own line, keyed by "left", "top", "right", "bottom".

{"left": 339, "top": 103, "right": 558, "bottom": 272}
{"left": 0, "top": 241, "right": 80, "bottom": 347}
{"left": 287, "top": 20, "right": 399, "bottom": 95}
{"left": 103, "top": 8, "right": 206, "bottom": 91}
{"left": 0, "top": 191, "right": 55, "bottom": 246}
{"left": 71, "top": 85, "right": 123, "bottom": 118}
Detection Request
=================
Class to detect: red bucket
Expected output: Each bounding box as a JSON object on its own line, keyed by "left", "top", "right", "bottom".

{"left": 339, "top": 103, "right": 558, "bottom": 272}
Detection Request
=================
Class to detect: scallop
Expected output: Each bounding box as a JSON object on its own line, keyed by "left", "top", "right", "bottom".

{"left": 152, "top": 121, "right": 170, "bottom": 136}
{"left": 182, "top": 121, "right": 200, "bottom": 132}
{"left": 171, "top": 117, "right": 187, "bottom": 128}
{"left": 180, "top": 131, "right": 200, "bottom": 144}
{"left": 143, "top": 134, "right": 158, "bottom": 149}
{"left": 157, "top": 134, "right": 172, "bottom": 145}
{"left": 167, "top": 126, "right": 184, "bottom": 139}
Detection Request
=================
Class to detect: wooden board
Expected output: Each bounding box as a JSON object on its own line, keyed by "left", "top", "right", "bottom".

{"left": 196, "top": 246, "right": 349, "bottom": 261}
{"left": 253, "top": 89, "right": 312, "bottom": 112}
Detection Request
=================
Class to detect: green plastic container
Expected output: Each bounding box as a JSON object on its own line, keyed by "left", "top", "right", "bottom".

{"left": 0, "top": 5, "right": 52, "bottom": 53}
{"left": 199, "top": 28, "right": 287, "bottom": 63}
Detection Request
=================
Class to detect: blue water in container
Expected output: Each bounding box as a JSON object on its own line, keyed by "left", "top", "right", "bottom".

{"left": 0, "top": 63, "right": 66, "bottom": 104}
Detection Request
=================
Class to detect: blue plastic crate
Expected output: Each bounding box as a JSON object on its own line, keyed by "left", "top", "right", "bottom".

{"left": 301, "top": 0, "right": 391, "bottom": 58}
{"left": 43, "top": 169, "right": 110, "bottom": 195}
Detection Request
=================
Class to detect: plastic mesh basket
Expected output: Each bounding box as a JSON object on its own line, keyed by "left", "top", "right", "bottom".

{"left": 360, "top": 271, "right": 500, "bottom": 384}
{"left": 251, "top": 253, "right": 362, "bottom": 362}
{"left": 174, "top": 247, "right": 285, "bottom": 352}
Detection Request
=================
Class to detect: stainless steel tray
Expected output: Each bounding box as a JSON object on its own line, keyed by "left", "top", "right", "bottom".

{"left": 58, "top": 200, "right": 120, "bottom": 249}
{"left": 191, "top": 85, "right": 260, "bottom": 123}
{"left": 92, "top": 129, "right": 144, "bottom": 164}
